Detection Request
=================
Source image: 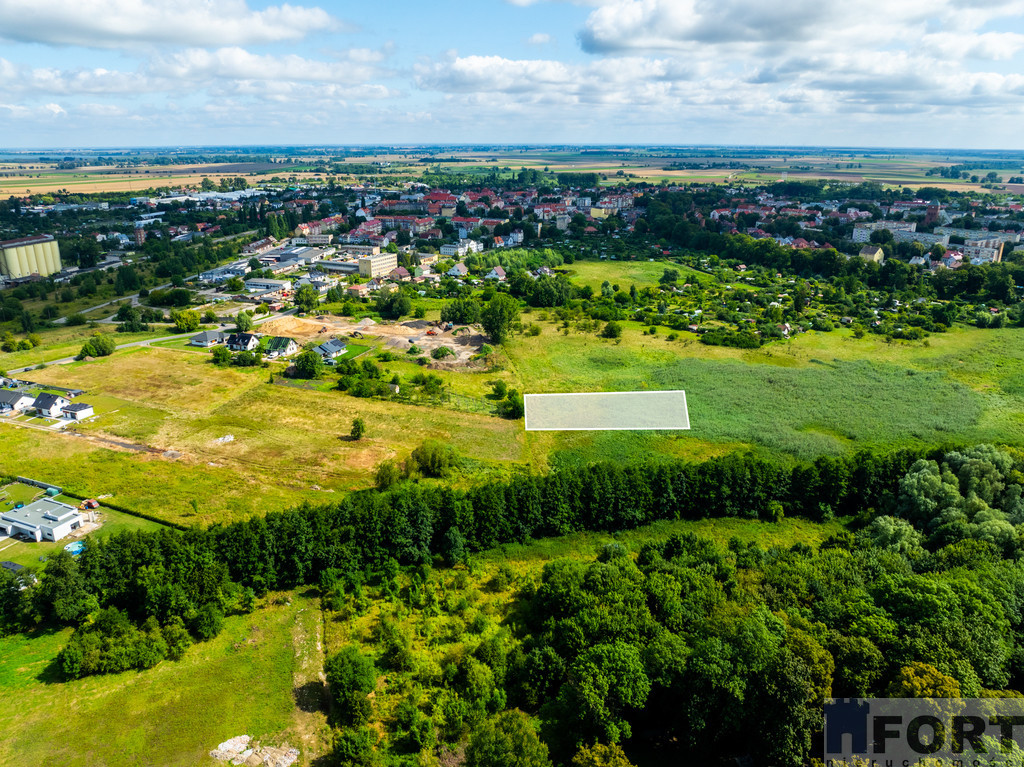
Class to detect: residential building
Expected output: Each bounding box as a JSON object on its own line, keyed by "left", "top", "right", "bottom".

{"left": 440, "top": 240, "right": 483, "bottom": 258}
{"left": 226, "top": 333, "right": 260, "bottom": 352}
{"left": 851, "top": 221, "right": 916, "bottom": 243}
{"left": 264, "top": 337, "right": 299, "bottom": 358}
{"left": 61, "top": 403, "right": 95, "bottom": 421}
{"left": 315, "top": 338, "right": 347, "bottom": 362}
{"left": 33, "top": 393, "right": 70, "bottom": 418}
{"left": 358, "top": 251, "right": 399, "bottom": 278}
{"left": 447, "top": 262, "right": 469, "bottom": 278}
{"left": 858, "top": 245, "right": 885, "bottom": 264}
{"left": 190, "top": 331, "right": 226, "bottom": 347}
{"left": 0, "top": 390, "right": 34, "bottom": 413}
{"left": 485, "top": 266, "right": 506, "bottom": 281}
{"left": 0, "top": 498, "right": 84, "bottom": 542}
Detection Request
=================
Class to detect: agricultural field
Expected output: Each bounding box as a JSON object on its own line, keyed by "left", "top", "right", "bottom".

{"left": 0, "top": 161, "right": 313, "bottom": 195}
{"left": 413, "top": 147, "right": 1021, "bottom": 191}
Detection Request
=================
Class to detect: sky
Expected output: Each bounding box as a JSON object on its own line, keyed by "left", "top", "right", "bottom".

{"left": 2, "top": 0, "right": 1024, "bottom": 149}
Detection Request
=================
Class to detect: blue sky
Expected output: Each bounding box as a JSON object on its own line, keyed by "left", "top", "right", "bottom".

{"left": 2, "top": 0, "right": 1024, "bottom": 149}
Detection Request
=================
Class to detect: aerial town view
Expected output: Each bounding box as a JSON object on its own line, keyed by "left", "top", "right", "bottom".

{"left": 3, "top": 1, "right": 1024, "bottom": 766}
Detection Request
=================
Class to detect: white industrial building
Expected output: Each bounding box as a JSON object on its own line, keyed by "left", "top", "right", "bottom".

{"left": 0, "top": 498, "right": 84, "bottom": 542}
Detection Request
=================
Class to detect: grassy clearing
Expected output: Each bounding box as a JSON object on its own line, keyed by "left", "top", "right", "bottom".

{"left": 509, "top": 319, "right": 1024, "bottom": 460}
{"left": 0, "top": 481, "right": 42, "bottom": 507}
{"left": 0, "top": 591, "right": 315, "bottom": 767}
{"left": 0, "top": 327, "right": 168, "bottom": 371}
{"left": 565, "top": 259, "right": 707, "bottom": 290}
{"left": 4, "top": 346, "right": 527, "bottom": 525}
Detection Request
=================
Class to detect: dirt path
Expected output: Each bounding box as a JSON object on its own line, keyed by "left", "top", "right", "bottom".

{"left": 290, "top": 593, "right": 331, "bottom": 765}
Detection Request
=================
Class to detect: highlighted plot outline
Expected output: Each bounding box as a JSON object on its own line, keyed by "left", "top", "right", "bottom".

{"left": 524, "top": 390, "right": 690, "bottom": 431}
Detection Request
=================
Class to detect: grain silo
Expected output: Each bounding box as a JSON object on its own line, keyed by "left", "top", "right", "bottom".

{"left": 0, "top": 235, "right": 62, "bottom": 279}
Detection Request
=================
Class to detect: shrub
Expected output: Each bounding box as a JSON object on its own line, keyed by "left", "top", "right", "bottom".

{"left": 431, "top": 345, "right": 455, "bottom": 360}
{"left": 191, "top": 602, "right": 224, "bottom": 641}
{"left": 350, "top": 417, "right": 366, "bottom": 440}
{"left": 78, "top": 333, "right": 117, "bottom": 359}
{"left": 408, "top": 440, "right": 459, "bottom": 478}
{"left": 600, "top": 321, "right": 622, "bottom": 339}
{"left": 211, "top": 345, "right": 232, "bottom": 365}
{"left": 325, "top": 646, "right": 377, "bottom": 724}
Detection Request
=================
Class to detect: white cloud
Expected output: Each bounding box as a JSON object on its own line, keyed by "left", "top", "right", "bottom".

{"left": 0, "top": 0, "right": 339, "bottom": 48}
{"left": 0, "top": 101, "right": 66, "bottom": 119}
{"left": 527, "top": 33, "right": 553, "bottom": 44}
{"left": 577, "top": 0, "right": 1024, "bottom": 54}
{"left": 0, "top": 47, "right": 398, "bottom": 105}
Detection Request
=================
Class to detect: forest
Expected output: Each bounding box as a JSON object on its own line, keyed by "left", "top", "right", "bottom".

{"left": 3, "top": 444, "right": 1024, "bottom": 764}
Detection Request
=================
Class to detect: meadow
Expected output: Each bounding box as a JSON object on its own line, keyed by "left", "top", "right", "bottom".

{"left": 508, "top": 317, "right": 1024, "bottom": 464}
{"left": 1, "top": 344, "right": 526, "bottom": 525}
{"left": 0, "top": 591, "right": 315, "bottom": 767}
{"left": 0, "top": 285, "right": 1021, "bottom": 523}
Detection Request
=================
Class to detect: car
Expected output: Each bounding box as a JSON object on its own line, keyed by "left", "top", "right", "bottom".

{"left": 14, "top": 502, "right": 24, "bottom": 509}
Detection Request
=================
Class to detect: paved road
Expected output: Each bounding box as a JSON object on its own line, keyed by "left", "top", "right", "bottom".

{"left": 8, "top": 307, "right": 297, "bottom": 375}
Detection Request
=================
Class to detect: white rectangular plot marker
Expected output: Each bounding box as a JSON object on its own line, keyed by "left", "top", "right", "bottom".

{"left": 524, "top": 390, "right": 690, "bottom": 431}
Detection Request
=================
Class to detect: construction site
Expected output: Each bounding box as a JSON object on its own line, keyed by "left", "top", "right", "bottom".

{"left": 256, "top": 315, "right": 489, "bottom": 367}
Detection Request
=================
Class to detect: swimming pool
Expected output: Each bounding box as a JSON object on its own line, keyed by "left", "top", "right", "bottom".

{"left": 64, "top": 541, "right": 85, "bottom": 556}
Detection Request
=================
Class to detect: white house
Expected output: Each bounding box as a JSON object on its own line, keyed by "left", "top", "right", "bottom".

{"left": 61, "top": 403, "right": 95, "bottom": 421}
{"left": 315, "top": 338, "right": 348, "bottom": 362}
{"left": 190, "top": 331, "right": 225, "bottom": 348}
{"left": 226, "top": 333, "right": 260, "bottom": 352}
{"left": 0, "top": 498, "right": 84, "bottom": 543}
{"left": 485, "top": 266, "right": 506, "bottom": 281}
{"left": 33, "top": 393, "right": 70, "bottom": 418}
{"left": 264, "top": 336, "right": 299, "bottom": 358}
{"left": 0, "top": 390, "right": 34, "bottom": 413}
{"left": 447, "top": 263, "right": 469, "bottom": 278}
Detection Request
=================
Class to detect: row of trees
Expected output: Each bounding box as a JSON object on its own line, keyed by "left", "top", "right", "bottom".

{"left": 314, "top": 446, "right": 1024, "bottom": 766}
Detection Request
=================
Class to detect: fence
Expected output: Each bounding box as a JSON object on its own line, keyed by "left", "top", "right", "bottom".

{"left": 15, "top": 476, "right": 61, "bottom": 493}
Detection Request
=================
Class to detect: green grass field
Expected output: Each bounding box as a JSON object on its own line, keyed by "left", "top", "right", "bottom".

{"left": 0, "top": 344, "right": 527, "bottom": 525}
{"left": 565, "top": 259, "right": 712, "bottom": 290}
{"left": 0, "top": 591, "right": 315, "bottom": 767}
{"left": 0, "top": 327, "right": 170, "bottom": 371}
{"left": 509, "top": 315, "right": 1024, "bottom": 463}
